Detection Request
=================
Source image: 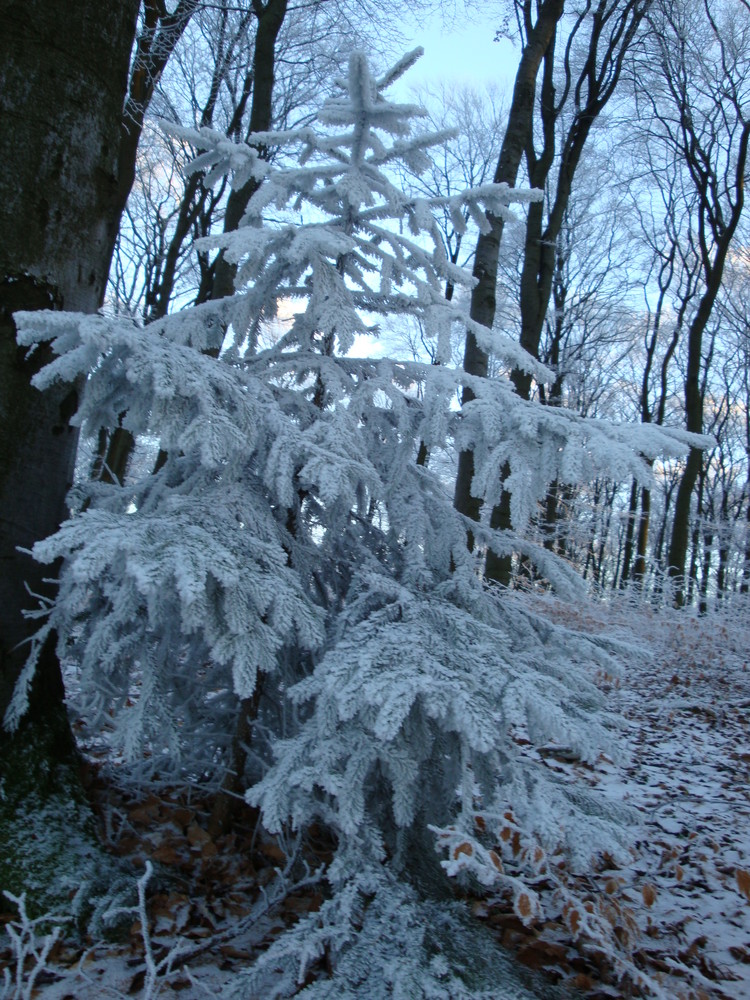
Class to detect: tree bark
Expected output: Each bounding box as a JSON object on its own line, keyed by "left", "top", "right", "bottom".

{"left": 0, "top": 0, "right": 139, "bottom": 720}
{"left": 485, "top": 1, "right": 651, "bottom": 585}
{"left": 0, "top": 0, "right": 140, "bottom": 911}
{"left": 209, "top": 0, "right": 289, "bottom": 303}
{"left": 453, "top": 0, "right": 565, "bottom": 554}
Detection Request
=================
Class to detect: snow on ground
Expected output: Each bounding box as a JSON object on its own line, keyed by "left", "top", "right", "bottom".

{"left": 609, "top": 602, "right": 750, "bottom": 997}
{"left": 2, "top": 596, "right": 749, "bottom": 998}
{"left": 494, "top": 596, "right": 750, "bottom": 999}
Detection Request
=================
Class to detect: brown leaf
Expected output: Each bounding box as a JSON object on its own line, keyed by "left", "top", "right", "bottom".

{"left": 736, "top": 868, "right": 750, "bottom": 902}
{"left": 517, "top": 940, "right": 566, "bottom": 969}
{"left": 489, "top": 850, "right": 503, "bottom": 873}
{"left": 452, "top": 842, "right": 473, "bottom": 859}
{"left": 187, "top": 823, "right": 211, "bottom": 848}
{"left": 171, "top": 807, "right": 195, "bottom": 829}
{"left": 151, "top": 844, "right": 181, "bottom": 865}
{"left": 642, "top": 883, "right": 657, "bottom": 907}
{"left": 566, "top": 907, "right": 581, "bottom": 935}
{"left": 515, "top": 892, "right": 532, "bottom": 921}
{"left": 567, "top": 974, "right": 595, "bottom": 991}
{"left": 259, "top": 842, "right": 286, "bottom": 863}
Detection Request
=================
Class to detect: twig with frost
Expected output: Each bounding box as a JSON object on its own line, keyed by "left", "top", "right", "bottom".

{"left": 103, "top": 861, "right": 193, "bottom": 1000}
{"left": 97, "top": 848, "right": 322, "bottom": 997}
{"left": 1, "top": 891, "right": 68, "bottom": 1000}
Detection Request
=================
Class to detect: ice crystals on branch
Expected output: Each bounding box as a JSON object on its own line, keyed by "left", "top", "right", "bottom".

{"left": 166, "top": 48, "right": 541, "bottom": 363}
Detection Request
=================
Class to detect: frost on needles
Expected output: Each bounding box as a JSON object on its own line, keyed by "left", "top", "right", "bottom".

{"left": 12, "top": 49, "right": 694, "bottom": 996}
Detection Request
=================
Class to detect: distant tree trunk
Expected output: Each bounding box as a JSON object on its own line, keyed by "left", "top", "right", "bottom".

{"left": 699, "top": 526, "right": 713, "bottom": 615}
{"left": 716, "top": 516, "right": 730, "bottom": 600}
{"left": 99, "top": 0, "right": 289, "bottom": 489}
{"left": 620, "top": 480, "right": 639, "bottom": 587}
{"left": 633, "top": 482, "right": 652, "bottom": 583}
{"left": 656, "top": 3, "right": 750, "bottom": 604}
{"left": 453, "top": 0, "right": 564, "bottom": 555}
{"left": 92, "top": 0, "right": 202, "bottom": 484}
{"left": 482, "top": 0, "right": 651, "bottom": 586}
{"left": 208, "top": 0, "right": 289, "bottom": 303}
{"left": 741, "top": 494, "right": 750, "bottom": 595}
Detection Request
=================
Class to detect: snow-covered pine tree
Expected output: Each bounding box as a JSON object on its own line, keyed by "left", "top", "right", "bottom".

{"left": 11, "top": 49, "right": 697, "bottom": 995}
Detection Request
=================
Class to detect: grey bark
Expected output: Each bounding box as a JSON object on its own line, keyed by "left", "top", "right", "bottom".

{"left": 0, "top": 0, "right": 140, "bottom": 732}
{"left": 0, "top": 0, "right": 140, "bottom": 911}
{"left": 453, "top": 0, "right": 565, "bottom": 555}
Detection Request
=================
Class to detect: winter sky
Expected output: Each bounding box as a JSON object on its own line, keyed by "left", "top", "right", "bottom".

{"left": 396, "top": 7, "right": 519, "bottom": 93}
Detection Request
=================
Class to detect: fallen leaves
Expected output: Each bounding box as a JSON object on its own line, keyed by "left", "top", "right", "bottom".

{"left": 735, "top": 868, "right": 750, "bottom": 903}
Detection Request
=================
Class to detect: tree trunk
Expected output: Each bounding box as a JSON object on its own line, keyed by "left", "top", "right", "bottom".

{"left": 619, "top": 479, "right": 639, "bottom": 587}
{"left": 699, "top": 528, "right": 713, "bottom": 616}
{"left": 633, "top": 483, "right": 652, "bottom": 583}
{"left": 209, "top": 0, "right": 289, "bottom": 303}
{"left": 453, "top": 0, "right": 564, "bottom": 557}
{"left": 0, "top": 0, "right": 140, "bottom": 912}
{"left": 99, "top": 0, "right": 290, "bottom": 489}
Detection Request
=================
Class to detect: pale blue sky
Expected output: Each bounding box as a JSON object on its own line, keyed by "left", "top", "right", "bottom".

{"left": 397, "top": 11, "right": 519, "bottom": 93}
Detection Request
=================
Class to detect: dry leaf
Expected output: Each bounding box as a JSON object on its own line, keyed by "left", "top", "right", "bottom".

{"left": 736, "top": 868, "right": 750, "bottom": 902}
{"left": 568, "top": 974, "right": 595, "bottom": 991}
{"left": 642, "top": 883, "right": 657, "bottom": 907}
{"left": 151, "top": 843, "right": 181, "bottom": 864}
{"left": 259, "top": 842, "right": 286, "bottom": 863}
{"left": 187, "top": 823, "right": 211, "bottom": 848}
{"left": 489, "top": 850, "right": 503, "bottom": 873}
{"left": 453, "top": 842, "right": 473, "bottom": 859}
{"left": 566, "top": 907, "right": 581, "bottom": 935}
{"left": 515, "top": 893, "right": 532, "bottom": 921}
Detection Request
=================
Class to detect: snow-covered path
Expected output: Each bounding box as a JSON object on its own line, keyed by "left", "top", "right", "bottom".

{"left": 612, "top": 610, "right": 750, "bottom": 998}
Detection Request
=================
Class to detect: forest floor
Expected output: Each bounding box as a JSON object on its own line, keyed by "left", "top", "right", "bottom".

{"left": 483, "top": 597, "right": 750, "bottom": 999}
{"left": 2, "top": 598, "right": 750, "bottom": 999}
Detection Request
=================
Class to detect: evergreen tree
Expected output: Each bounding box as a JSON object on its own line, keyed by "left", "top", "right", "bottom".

{"left": 12, "top": 49, "right": 698, "bottom": 993}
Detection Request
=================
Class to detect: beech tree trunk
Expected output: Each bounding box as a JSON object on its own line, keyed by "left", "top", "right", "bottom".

{"left": 0, "top": 0, "right": 139, "bottom": 909}
{"left": 0, "top": 0, "right": 140, "bottom": 716}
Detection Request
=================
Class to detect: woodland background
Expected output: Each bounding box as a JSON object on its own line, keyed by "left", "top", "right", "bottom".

{"left": 1, "top": 1, "right": 749, "bottom": 997}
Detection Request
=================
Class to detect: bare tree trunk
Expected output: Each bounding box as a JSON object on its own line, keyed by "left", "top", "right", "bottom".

{"left": 453, "top": 0, "right": 564, "bottom": 558}
{"left": 657, "top": 2, "right": 750, "bottom": 604}
{"left": 620, "top": 479, "right": 639, "bottom": 587}
{"left": 633, "top": 483, "right": 652, "bottom": 583}
{"left": 209, "top": 0, "right": 289, "bottom": 302}
{"left": 699, "top": 527, "right": 713, "bottom": 616}
{"left": 100, "top": 0, "right": 290, "bottom": 488}
{"left": 0, "top": 0, "right": 140, "bottom": 909}
{"left": 482, "top": 1, "right": 651, "bottom": 586}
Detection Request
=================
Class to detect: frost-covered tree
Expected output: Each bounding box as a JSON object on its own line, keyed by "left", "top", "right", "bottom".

{"left": 13, "top": 49, "right": 696, "bottom": 993}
